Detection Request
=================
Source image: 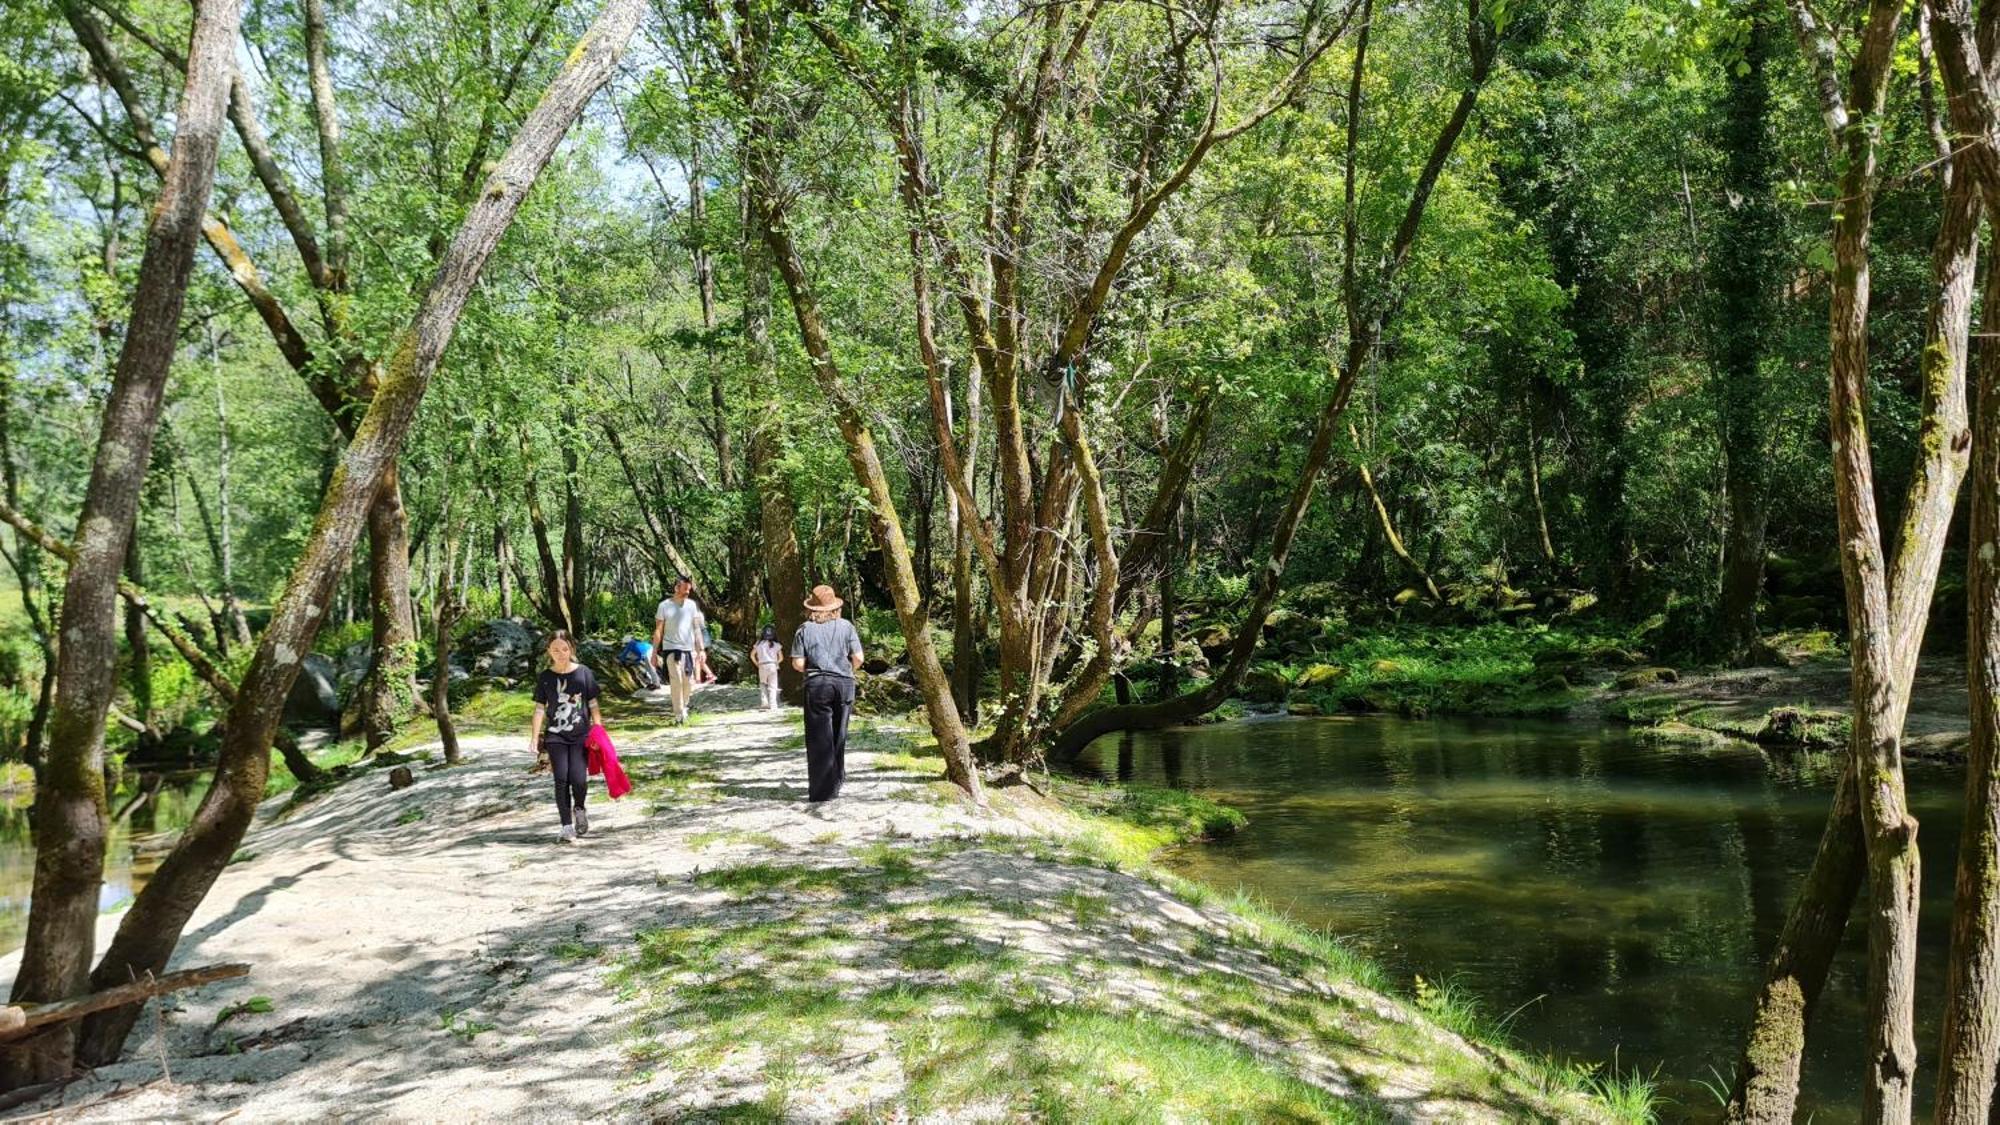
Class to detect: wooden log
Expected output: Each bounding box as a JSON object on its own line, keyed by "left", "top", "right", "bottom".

{"left": 0, "top": 964, "right": 249, "bottom": 1041}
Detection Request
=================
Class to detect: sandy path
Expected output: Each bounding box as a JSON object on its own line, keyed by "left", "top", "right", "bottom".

{"left": 6, "top": 687, "right": 1605, "bottom": 1122}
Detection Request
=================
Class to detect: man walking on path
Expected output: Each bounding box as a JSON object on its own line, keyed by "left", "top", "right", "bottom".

{"left": 653, "top": 575, "right": 706, "bottom": 724}
{"left": 792, "top": 584, "right": 864, "bottom": 802}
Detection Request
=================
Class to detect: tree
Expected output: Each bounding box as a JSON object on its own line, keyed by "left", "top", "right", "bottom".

{"left": 2, "top": 0, "right": 241, "bottom": 1087}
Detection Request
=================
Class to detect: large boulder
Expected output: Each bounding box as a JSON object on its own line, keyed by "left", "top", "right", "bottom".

{"left": 856, "top": 669, "right": 921, "bottom": 713}
{"left": 335, "top": 641, "right": 373, "bottom": 696}
{"left": 706, "top": 639, "right": 745, "bottom": 684}
{"left": 456, "top": 618, "right": 539, "bottom": 679}
{"left": 284, "top": 653, "right": 342, "bottom": 728}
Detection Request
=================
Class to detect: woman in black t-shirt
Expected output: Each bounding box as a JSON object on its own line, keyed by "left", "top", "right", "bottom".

{"left": 530, "top": 631, "right": 603, "bottom": 843}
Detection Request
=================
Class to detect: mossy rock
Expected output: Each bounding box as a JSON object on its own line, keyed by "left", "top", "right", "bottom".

{"left": 1194, "top": 623, "right": 1235, "bottom": 659}
{"left": 1367, "top": 658, "right": 1404, "bottom": 677}
{"left": 1239, "top": 666, "right": 1290, "bottom": 704}
{"left": 1614, "top": 666, "right": 1679, "bottom": 690}
{"left": 1758, "top": 705, "right": 1850, "bottom": 752}
{"left": 1286, "top": 701, "right": 1325, "bottom": 717}
{"left": 1294, "top": 663, "right": 1346, "bottom": 690}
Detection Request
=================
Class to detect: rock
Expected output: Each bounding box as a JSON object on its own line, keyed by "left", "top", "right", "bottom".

{"left": 1392, "top": 587, "right": 1423, "bottom": 607}
{"left": 1531, "top": 647, "right": 1584, "bottom": 668}
{"left": 387, "top": 766, "right": 415, "bottom": 790}
{"left": 1194, "top": 623, "right": 1234, "bottom": 661}
{"left": 1368, "top": 658, "right": 1404, "bottom": 677}
{"left": 336, "top": 641, "right": 373, "bottom": 694}
{"left": 856, "top": 671, "right": 921, "bottom": 713}
{"left": 706, "top": 639, "right": 745, "bottom": 684}
{"left": 1286, "top": 701, "right": 1324, "bottom": 717}
{"left": 1262, "top": 609, "right": 1322, "bottom": 648}
{"left": 284, "top": 653, "right": 342, "bottom": 728}
{"left": 1614, "top": 666, "right": 1680, "bottom": 691}
{"left": 1239, "top": 666, "right": 1290, "bottom": 704}
{"left": 863, "top": 657, "right": 893, "bottom": 675}
{"left": 1294, "top": 663, "right": 1346, "bottom": 690}
{"left": 457, "top": 618, "right": 540, "bottom": 679}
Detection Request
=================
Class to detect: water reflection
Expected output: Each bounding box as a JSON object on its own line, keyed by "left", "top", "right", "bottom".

{"left": 0, "top": 772, "right": 209, "bottom": 954}
{"left": 1074, "top": 715, "right": 1962, "bottom": 1123}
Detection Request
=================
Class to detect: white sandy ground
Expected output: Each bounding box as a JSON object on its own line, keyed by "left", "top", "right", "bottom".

{"left": 2, "top": 686, "right": 1607, "bottom": 1123}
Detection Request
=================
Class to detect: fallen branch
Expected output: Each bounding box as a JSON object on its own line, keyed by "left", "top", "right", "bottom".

{"left": 0, "top": 964, "right": 250, "bottom": 1041}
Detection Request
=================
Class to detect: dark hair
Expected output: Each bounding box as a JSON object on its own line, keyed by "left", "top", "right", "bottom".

{"left": 674, "top": 574, "right": 692, "bottom": 588}
{"left": 545, "top": 630, "right": 574, "bottom": 651}
{"left": 760, "top": 625, "right": 777, "bottom": 641}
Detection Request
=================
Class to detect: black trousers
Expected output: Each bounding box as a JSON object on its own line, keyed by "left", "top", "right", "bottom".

{"left": 544, "top": 739, "right": 588, "bottom": 825}
{"left": 803, "top": 675, "right": 855, "bottom": 802}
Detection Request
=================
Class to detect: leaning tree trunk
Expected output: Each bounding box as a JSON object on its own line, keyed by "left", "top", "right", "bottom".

{"left": 68, "top": 0, "right": 643, "bottom": 1067}
{"left": 751, "top": 141, "right": 984, "bottom": 803}
{"left": 2, "top": 0, "right": 240, "bottom": 1090}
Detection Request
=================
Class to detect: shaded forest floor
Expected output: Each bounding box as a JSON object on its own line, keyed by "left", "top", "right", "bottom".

{"left": 3, "top": 688, "right": 1627, "bottom": 1122}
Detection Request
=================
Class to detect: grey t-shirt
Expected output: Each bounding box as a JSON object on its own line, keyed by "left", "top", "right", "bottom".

{"left": 790, "top": 618, "right": 863, "bottom": 680}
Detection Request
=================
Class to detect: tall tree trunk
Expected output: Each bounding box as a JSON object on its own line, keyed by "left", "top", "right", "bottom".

{"left": 205, "top": 322, "right": 251, "bottom": 647}
{"left": 1526, "top": 412, "right": 1557, "bottom": 567}
{"left": 741, "top": 142, "right": 807, "bottom": 705}
{"left": 747, "top": 114, "right": 983, "bottom": 801}
{"left": 4, "top": 0, "right": 239, "bottom": 1088}
{"left": 949, "top": 368, "right": 980, "bottom": 723}
{"left": 1729, "top": 3, "right": 1976, "bottom": 1114}
{"left": 523, "top": 446, "right": 575, "bottom": 634}
{"left": 362, "top": 468, "right": 421, "bottom": 749}
{"left": 495, "top": 514, "right": 515, "bottom": 618}
{"left": 1939, "top": 228, "right": 2000, "bottom": 1124}
{"left": 559, "top": 399, "right": 587, "bottom": 636}
{"left": 434, "top": 517, "right": 463, "bottom": 766}
{"left": 123, "top": 537, "right": 153, "bottom": 739}
{"left": 1713, "top": 0, "right": 1777, "bottom": 663}
{"left": 71, "top": 0, "right": 642, "bottom": 1067}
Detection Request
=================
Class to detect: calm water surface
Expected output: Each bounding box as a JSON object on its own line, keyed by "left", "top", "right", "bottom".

{"left": 1074, "top": 715, "right": 1964, "bottom": 1123}
{"left": 0, "top": 773, "right": 209, "bottom": 955}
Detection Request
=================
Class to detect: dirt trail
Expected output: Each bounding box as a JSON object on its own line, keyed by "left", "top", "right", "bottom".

{"left": 5, "top": 686, "right": 1607, "bottom": 1122}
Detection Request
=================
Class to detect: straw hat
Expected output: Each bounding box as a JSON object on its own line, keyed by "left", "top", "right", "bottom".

{"left": 803, "top": 584, "right": 844, "bottom": 612}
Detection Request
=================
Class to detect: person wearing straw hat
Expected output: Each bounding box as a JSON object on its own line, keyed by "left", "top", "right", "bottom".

{"left": 790, "top": 584, "right": 864, "bottom": 802}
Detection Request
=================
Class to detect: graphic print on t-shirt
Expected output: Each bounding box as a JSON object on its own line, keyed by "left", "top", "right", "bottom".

{"left": 549, "top": 676, "right": 584, "bottom": 735}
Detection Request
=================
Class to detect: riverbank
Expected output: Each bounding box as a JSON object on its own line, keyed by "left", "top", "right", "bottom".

{"left": 4, "top": 687, "right": 1635, "bottom": 1121}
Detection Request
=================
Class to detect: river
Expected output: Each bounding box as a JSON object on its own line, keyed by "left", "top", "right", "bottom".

{"left": 1073, "top": 714, "right": 1963, "bottom": 1123}
{"left": 0, "top": 772, "right": 210, "bottom": 955}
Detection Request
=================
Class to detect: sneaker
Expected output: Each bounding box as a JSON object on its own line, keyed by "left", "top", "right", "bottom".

{"left": 558, "top": 824, "right": 575, "bottom": 843}
{"left": 573, "top": 805, "right": 589, "bottom": 838}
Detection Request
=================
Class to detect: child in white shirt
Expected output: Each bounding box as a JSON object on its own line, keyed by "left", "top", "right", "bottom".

{"left": 752, "top": 625, "right": 784, "bottom": 710}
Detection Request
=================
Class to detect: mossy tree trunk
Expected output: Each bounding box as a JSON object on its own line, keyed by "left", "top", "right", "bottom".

{"left": 1711, "top": 0, "right": 1777, "bottom": 664}
{"left": 1725, "top": 2, "right": 1976, "bottom": 1117}
{"left": 4, "top": 0, "right": 240, "bottom": 1089}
